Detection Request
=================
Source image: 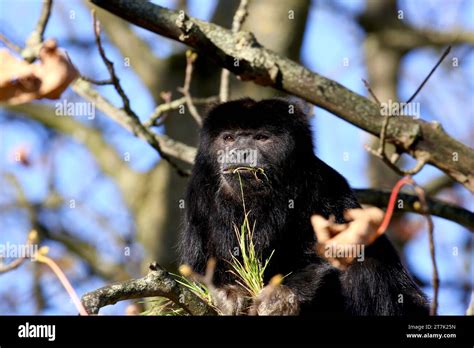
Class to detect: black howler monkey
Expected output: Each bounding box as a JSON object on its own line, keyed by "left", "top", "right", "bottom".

{"left": 179, "top": 98, "right": 429, "bottom": 316}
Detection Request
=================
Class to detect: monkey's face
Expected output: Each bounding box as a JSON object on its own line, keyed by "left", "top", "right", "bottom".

{"left": 212, "top": 127, "right": 294, "bottom": 197}
{"left": 198, "top": 98, "right": 314, "bottom": 200}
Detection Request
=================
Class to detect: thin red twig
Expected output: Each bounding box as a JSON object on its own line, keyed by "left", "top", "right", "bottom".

{"left": 37, "top": 253, "right": 89, "bottom": 315}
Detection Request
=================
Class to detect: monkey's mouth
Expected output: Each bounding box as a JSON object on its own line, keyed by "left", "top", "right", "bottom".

{"left": 221, "top": 166, "right": 269, "bottom": 182}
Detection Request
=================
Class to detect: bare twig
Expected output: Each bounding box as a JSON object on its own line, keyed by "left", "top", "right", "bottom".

{"left": 219, "top": 70, "right": 231, "bottom": 103}
{"left": 88, "top": 10, "right": 190, "bottom": 176}
{"left": 71, "top": 79, "right": 196, "bottom": 167}
{"left": 151, "top": 91, "right": 173, "bottom": 127}
{"left": 0, "top": 230, "right": 38, "bottom": 274}
{"left": 0, "top": 257, "right": 26, "bottom": 274}
{"left": 34, "top": 0, "right": 53, "bottom": 42}
{"left": 367, "top": 46, "right": 451, "bottom": 173}
{"left": 36, "top": 248, "right": 89, "bottom": 315}
{"left": 362, "top": 98, "right": 429, "bottom": 175}
{"left": 80, "top": 76, "right": 113, "bottom": 86}
{"left": 22, "top": 0, "right": 53, "bottom": 62}
{"left": 362, "top": 78, "right": 381, "bottom": 105}
{"left": 231, "top": 0, "right": 250, "bottom": 33}
{"left": 0, "top": 33, "right": 21, "bottom": 52}
{"left": 411, "top": 180, "right": 439, "bottom": 316}
{"left": 92, "top": 10, "right": 132, "bottom": 114}
{"left": 365, "top": 141, "right": 429, "bottom": 176}
{"left": 405, "top": 46, "right": 451, "bottom": 104}
{"left": 81, "top": 262, "right": 217, "bottom": 315}
{"left": 145, "top": 95, "right": 218, "bottom": 128}
{"left": 178, "top": 51, "right": 202, "bottom": 126}
{"left": 89, "top": 0, "right": 474, "bottom": 192}
{"left": 362, "top": 78, "right": 393, "bottom": 163}
{"left": 219, "top": 0, "right": 250, "bottom": 102}
{"left": 382, "top": 177, "right": 439, "bottom": 315}
{"left": 353, "top": 188, "right": 473, "bottom": 231}
{"left": 364, "top": 46, "right": 451, "bottom": 177}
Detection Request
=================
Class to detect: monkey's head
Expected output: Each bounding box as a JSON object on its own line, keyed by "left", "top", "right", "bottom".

{"left": 196, "top": 98, "right": 314, "bottom": 199}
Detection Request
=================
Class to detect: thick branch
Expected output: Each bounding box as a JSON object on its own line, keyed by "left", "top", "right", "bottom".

{"left": 85, "top": 0, "right": 166, "bottom": 98}
{"left": 375, "top": 27, "right": 474, "bottom": 52}
{"left": 423, "top": 175, "right": 456, "bottom": 196}
{"left": 90, "top": 0, "right": 474, "bottom": 192}
{"left": 81, "top": 263, "right": 216, "bottom": 315}
{"left": 219, "top": 0, "right": 249, "bottom": 102}
{"left": 22, "top": 0, "right": 53, "bottom": 62}
{"left": 72, "top": 78, "right": 196, "bottom": 165}
{"left": 8, "top": 103, "right": 468, "bottom": 230}
{"left": 354, "top": 189, "right": 473, "bottom": 231}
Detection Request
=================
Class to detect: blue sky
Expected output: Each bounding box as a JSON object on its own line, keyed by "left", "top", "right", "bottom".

{"left": 0, "top": 0, "right": 472, "bottom": 315}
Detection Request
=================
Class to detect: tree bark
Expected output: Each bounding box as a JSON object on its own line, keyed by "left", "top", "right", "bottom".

{"left": 90, "top": 0, "right": 474, "bottom": 193}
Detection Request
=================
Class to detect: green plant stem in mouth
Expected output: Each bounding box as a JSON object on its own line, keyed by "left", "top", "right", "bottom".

{"left": 229, "top": 166, "right": 269, "bottom": 182}
{"left": 227, "top": 170, "right": 274, "bottom": 297}
{"left": 175, "top": 169, "right": 275, "bottom": 314}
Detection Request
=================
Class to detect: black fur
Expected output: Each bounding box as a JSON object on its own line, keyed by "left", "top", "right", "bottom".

{"left": 179, "top": 98, "right": 429, "bottom": 316}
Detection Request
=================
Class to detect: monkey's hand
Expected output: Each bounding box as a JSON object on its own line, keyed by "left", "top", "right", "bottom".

{"left": 211, "top": 285, "right": 250, "bottom": 315}
{"left": 251, "top": 284, "right": 300, "bottom": 316}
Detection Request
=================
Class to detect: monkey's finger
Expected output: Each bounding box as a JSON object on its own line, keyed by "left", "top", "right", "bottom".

{"left": 345, "top": 207, "right": 384, "bottom": 224}
{"left": 342, "top": 208, "right": 386, "bottom": 245}
{"left": 311, "top": 215, "right": 332, "bottom": 243}
{"left": 343, "top": 208, "right": 368, "bottom": 221}
{"left": 327, "top": 222, "right": 349, "bottom": 233}
{"left": 312, "top": 215, "right": 348, "bottom": 236}
{"left": 365, "top": 207, "right": 385, "bottom": 228}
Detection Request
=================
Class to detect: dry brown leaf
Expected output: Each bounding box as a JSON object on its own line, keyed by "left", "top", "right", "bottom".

{"left": 0, "top": 39, "right": 78, "bottom": 104}
{"left": 311, "top": 207, "right": 385, "bottom": 269}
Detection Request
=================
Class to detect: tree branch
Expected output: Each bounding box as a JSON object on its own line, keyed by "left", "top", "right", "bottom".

{"left": 423, "top": 175, "right": 456, "bottom": 196}
{"left": 90, "top": 0, "right": 474, "bottom": 192}
{"left": 85, "top": 0, "right": 166, "bottom": 98}
{"left": 22, "top": 0, "right": 53, "bottom": 62}
{"left": 81, "top": 262, "right": 217, "bottom": 315}
{"left": 144, "top": 95, "right": 217, "bottom": 128}
{"left": 377, "top": 27, "right": 474, "bottom": 52}
{"left": 177, "top": 51, "right": 202, "bottom": 126}
{"left": 354, "top": 189, "right": 473, "bottom": 231}
{"left": 72, "top": 78, "right": 196, "bottom": 166}
{"left": 8, "top": 103, "right": 468, "bottom": 230}
{"left": 80, "top": 11, "right": 190, "bottom": 176}
{"left": 219, "top": 0, "right": 249, "bottom": 102}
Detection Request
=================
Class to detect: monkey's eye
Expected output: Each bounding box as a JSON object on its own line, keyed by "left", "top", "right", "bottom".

{"left": 222, "top": 134, "right": 235, "bottom": 143}
{"left": 255, "top": 134, "right": 269, "bottom": 141}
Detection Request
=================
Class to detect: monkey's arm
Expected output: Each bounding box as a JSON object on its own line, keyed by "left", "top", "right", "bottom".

{"left": 178, "top": 171, "right": 209, "bottom": 273}
{"left": 280, "top": 260, "right": 346, "bottom": 315}
{"left": 251, "top": 252, "right": 346, "bottom": 316}
{"left": 340, "top": 235, "right": 429, "bottom": 315}
{"left": 281, "top": 237, "right": 429, "bottom": 315}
